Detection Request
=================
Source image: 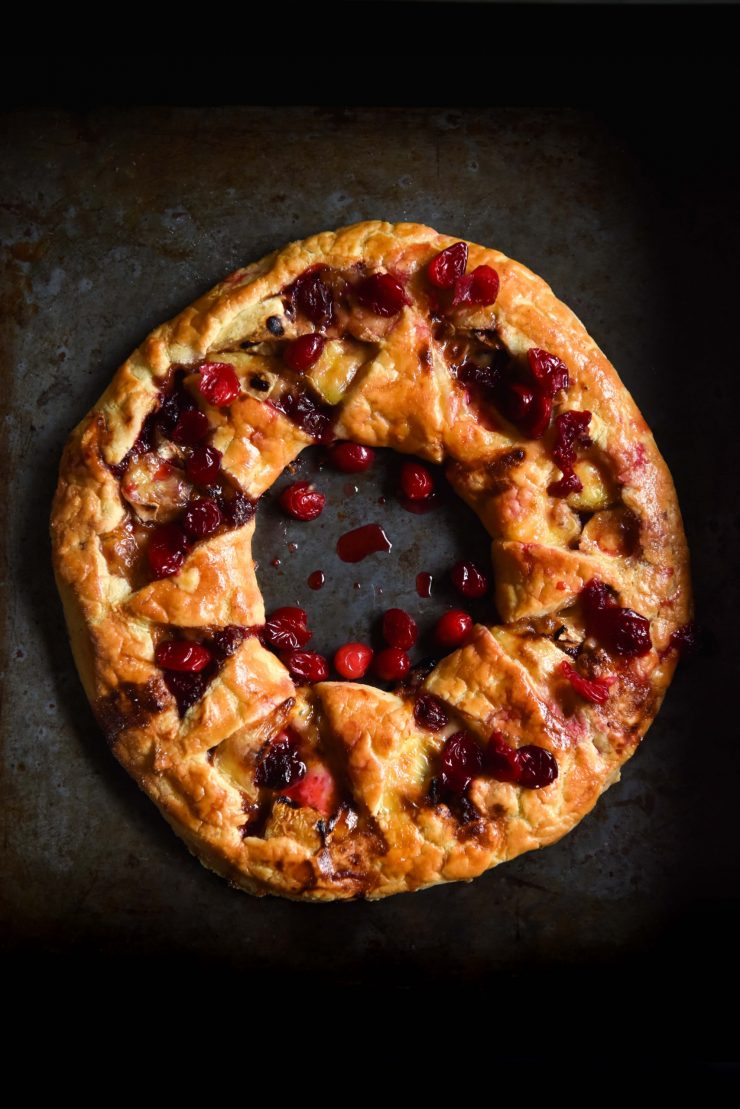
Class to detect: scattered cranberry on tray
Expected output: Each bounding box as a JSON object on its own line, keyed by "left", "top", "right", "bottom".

{"left": 373, "top": 646, "right": 411, "bottom": 682}
{"left": 451, "top": 560, "right": 488, "bottom": 598}
{"left": 280, "top": 481, "right": 326, "bottom": 521}
{"left": 382, "top": 608, "right": 418, "bottom": 650}
{"left": 334, "top": 642, "right": 373, "bottom": 680}
{"left": 329, "top": 441, "right": 376, "bottom": 473}
{"left": 435, "top": 609, "right": 473, "bottom": 648}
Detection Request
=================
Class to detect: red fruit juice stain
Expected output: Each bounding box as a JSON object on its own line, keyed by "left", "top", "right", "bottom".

{"left": 416, "top": 572, "right": 433, "bottom": 598}
{"left": 308, "top": 570, "right": 325, "bottom": 590}
{"left": 336, "top": 524, "right": 392, "bottom": 563}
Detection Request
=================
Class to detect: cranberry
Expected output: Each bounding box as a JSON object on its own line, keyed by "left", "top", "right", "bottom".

{"left": 486, "top": 733, "right": 521, "bottom": 783}
{"left": 451, "top": 561, "right": 488, "bottom": 599}
{"left": 669, "top": 621, "right": 697, "bottom": 658}
{"left": 308, "top": 570, "right": 325, "bottom": 590}
{"left": 209, "top": 625, "right": 247, "bottom": 661}
{"left": 581, "top": 578, "right": 652, "bottom": 658}
{"left": 183, "top": 498, "right": 222, "bottom": 538}
{"left": 148, "top": 523, "right": 188, "bottom": 578}
{"left": 439, "top": 731, "right": 483, "bottom": 793}
{"left": 329, "top": 441, "right": 375, "bottom": 473}
{"left": 451, "top": 264, "right": 499, "bottom": 309}
{"left": 548, "top": 410, "right": 592, "bottom": 497}
{"left": 293, "top": 267, "right": 335, "bottom": 329}
{"left": 264, "top": 607, "right": 312, "bottom": 650}
{"left": 498, "top": 380, "right": 552, "bottom": 439}
{"left": 154, "top": 375, "right": 196, "bottom": 438}
{"left": 334, "top": 642, "right": 373, "bottom": 680}
{"left": 281, "top": 650, "right": 329, "bottom": 683}
{"left": 382, "top": 608, "right": 418, "bottom": 649}
{"left": 414, "top": 692, "right": 448, "bottom": 732}
{"left": 527, "top": 348, "right": 570, "bottom": 396}
{"left": 198, "top": 361, "right": 240, "bottom": 407}
{"left": 457, "top": 360, "right": 501, "bottom": 392}
{"left": 355, "top": 272, "right": 410, "bottom": 317}
{"left": 336, "top": 524, "right": 392, "bottom": 563}
{"left": 373, "top": 647, "right": 411, "bottom": 682}
{"left": 400, "top": 461, "right": 434, "bottom": 501}
{"left": 427, "top": 242, "right": 468, "bottom": 289}
{"left": 254, "top": 730, "right": 307, "bottom": 790}
{"left": 282, "top": 766, "right": 337, "bottom": 815}
{"left": 516, "top": 745, "right": 559, "bottom": 789}
{"left": 559, "top": 660, "right": 612, "bottom": 705}
{"left": 171, "top": 408, "right": 210, "bottom": 445}
{"left": 280, "top": 481, "right": 326, "bottom": 521}
{"left": 416, "top": 572, "right": 433, "bottom": 598}
{"left": 155, "top": 640, "right": 212, "bottom": 672}
{"left": 284, "top": 334, "right": 326, "bottom": 373}
{"left": 187, "top": 444, "right": 222, "bottom": 485}
{"left": 272, "top": 389, "right": 334, "bottom": 442}
{"left": 164, "top": 670, "right": 210, "bottom": 716}
{"left": 221, "top": 491, "right": 256, "bottom": 528}
{"left": 435, "top": 609, "right": 473, "bottom": 648}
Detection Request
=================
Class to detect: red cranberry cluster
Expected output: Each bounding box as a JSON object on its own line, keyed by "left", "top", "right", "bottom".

{"left": 459, "top": 345, "right": 571, "bottom": 440}
{"left": 435, "top": 729, "right": 558, "bottom": 804}
{"left": 548, "top": 410, "right": 593, "bottom": 497}
{"left": 253, "top": 727, "right": 337, "bottom": 816}
{"left": 155, "top": 625, "right": 248, "bottom": 715}
{"left": 581, "top": 579, "right": 652, "bottom": 658}
{"left": 426, "top": 241, "right": 500, "bottom": 312}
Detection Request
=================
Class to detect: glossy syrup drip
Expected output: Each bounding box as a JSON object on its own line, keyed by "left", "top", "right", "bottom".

{"left": 308, "top": 570, "right": 325, "bottom": 590}
{"left": 336, "top": 524, "right": 392, "bottom": 563}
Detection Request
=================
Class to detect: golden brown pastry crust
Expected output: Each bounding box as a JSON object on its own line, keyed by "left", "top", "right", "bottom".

{"left": 50, "top": 221, "right": 692, "bottom": 900}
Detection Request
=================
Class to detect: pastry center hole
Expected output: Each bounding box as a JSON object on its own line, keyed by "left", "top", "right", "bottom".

{"left": 253, "top": 446, "right": 496, "bottom": 672}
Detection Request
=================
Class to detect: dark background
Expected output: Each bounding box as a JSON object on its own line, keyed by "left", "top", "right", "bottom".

{"left": 1, "top": 14, "right": 739, "bottom": 1051}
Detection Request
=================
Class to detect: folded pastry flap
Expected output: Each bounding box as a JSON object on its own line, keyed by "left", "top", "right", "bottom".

{"left": 492, "top": 540, "right": 620, "bottom": 622}
{"left": 333, "top": 312, "right": 450, "bottom": 462}
{"left": 423, "top": 624, "right": 551, "bottom": 748}
{"left": 315, "top": 682, "right": 444, "bottom": 818}
{"left": 199, "top": 391, "right": 309, "bottom": 499}
{"left": 180, "top": 635, "right": 295, "bottom": 755}
{"left": 125, "top": 522, "right": 263, "bottom": 627}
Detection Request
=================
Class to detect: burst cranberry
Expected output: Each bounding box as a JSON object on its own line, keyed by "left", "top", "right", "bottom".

{"left": 527, "top": 348, "right": 570, "bottom": 396}
{"left": 281, "top": 650, "right": 329, "bottom": 683}
{"left": 414, "top": 692, "right": 448, "bottom": 732}
{"left": 669, "top": 621, "right": 697, "bottom": 657}
{"left": 382, "top": 608, "right": 418, "bottom": 649}
{"left": 355, "top": 272, "right": 410, "bottom": 317}
{"left": 334, "top": 642, "right": 373, "bottom": 680}
{"left": 148, "top": 523, "right": 188, "bottom": 578}
{"left": 435, "top": 609, "right": 473, "bottom": 648}
{"left": 282, "top": 765, "right": 337, "bottom": 815}
{"left": 209, "top": 625, "right": 247, "bottom": 660}
{"left": 400, "top": 461, "right": 434, "bottom": 501}
{"left": 293, "top": 267, "right": 335, "bottom": 329}
{"left": 581, "top": 578, "right": 652, "bottom": 658}
{"left": 254, "top": 730, "right": 307, "bottom": 790}
{"left": 164, "top": 670, "right": 209, "bottom": 716}
{"left": 451, "top": 561, "right": 488, "bottom": 599}
{"left": 284, "top": 334, "right": 326, "bottom": 373}
{"left": 486, "top": 732, "right": 521, "bottom": 783}
{"left": 439, "top": 731, "right": 483, "bottom": 793}
{"left": 559, "top": 660, "right": 613, "bottom": 705}
{"left": 451, "top": 264, "right": 499, "bottom": 308}
{"left": 548, "top": 409, "right": 592, "bottom": 497}
{"left": 183, "top": 498, "right": 222, "bottom": 538}
{"left": 264, "top": 607, "right": 312, "bottom": 650}
{"left": 221, "top": 491, "right": 256, "bottom": 527}
{"left": 198, "top": 361, "right": 240, "bottom": 406}
{"left": 155, "top": 640, "right": 212, "bottom": 672}
{"left": 171, "top": 408, "right": 210, "bottom": 445}
{"left": 280, "top": 481, "right": 326, "bottom": 521}
{"left": 373, "top": 647, "right": 411, "bottom": 682}
{"left": 427, "top": 242, "right": 469, "bottom": 289}
{"left": 516, "top": 745, "right": 559, "bottom": 789}
{"left": 187, "top": 444, "right": 222, "bottom": 485}
{"left": 498, "top": 381, "right": 552, "bottom": 439}
{"left": 272, "top": 389, "right": 334, "bottom": 442}
{"left": 329, "top": 441, "right": 376, "bottom": 473}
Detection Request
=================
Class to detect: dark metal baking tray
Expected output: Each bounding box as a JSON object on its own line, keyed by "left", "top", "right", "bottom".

{"left": 1, "top": 106, "right": 738, "bottom": 1014}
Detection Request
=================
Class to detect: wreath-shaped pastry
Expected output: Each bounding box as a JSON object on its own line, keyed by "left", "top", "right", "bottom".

{"left": 51, "top": 221, "right": 692, "bottom": 900}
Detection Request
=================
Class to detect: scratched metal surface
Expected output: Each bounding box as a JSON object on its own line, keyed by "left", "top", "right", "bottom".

{"left": 0, "top": 107, "right": 734, "bottom": 981}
